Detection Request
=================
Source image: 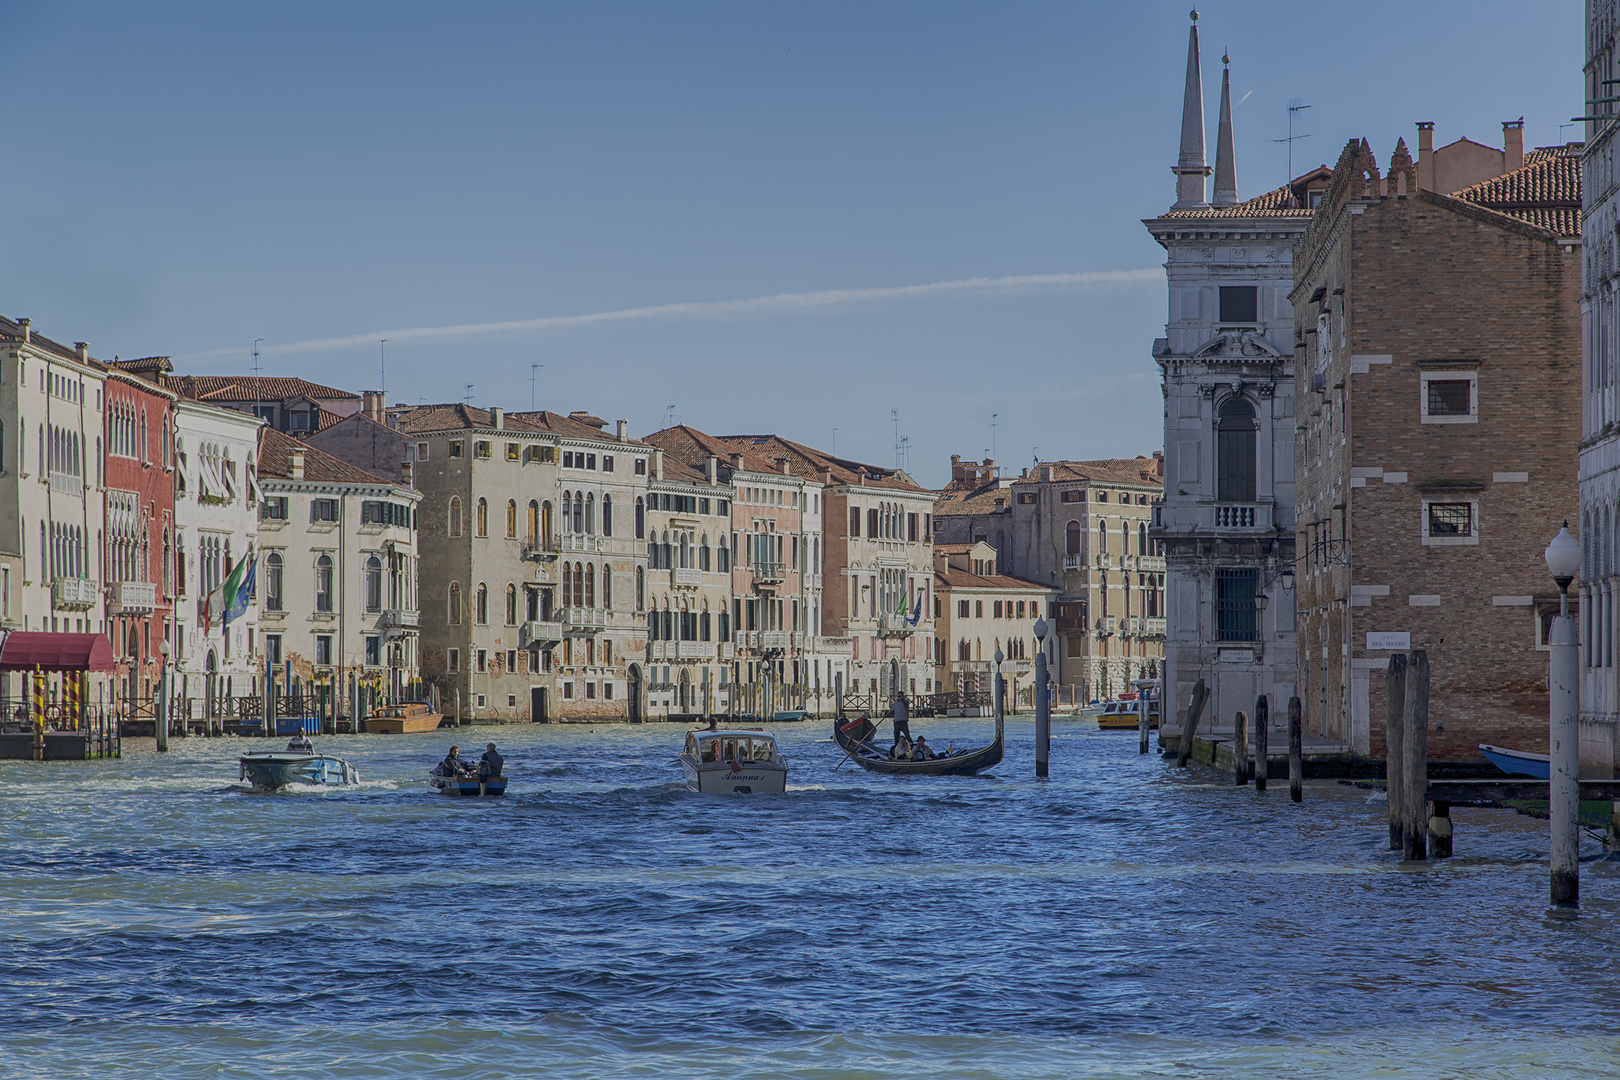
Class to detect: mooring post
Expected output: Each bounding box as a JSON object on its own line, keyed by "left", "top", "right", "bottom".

{"left": 1385, "top": 653, "right": 1407, "bottom": 850}
{"left": 1402, "top": 649, "right": 1429, "bottom": 862}
{"left": 1288, "top": 696, "right": 1303, "bottom": 802}
{"left": 1176, "top": 678, "right": 1207, "bottom": 767}
{"left": 1254, "top": 695, "right": 1270, "bottom": 792}
{"left": 1138, "top": 685, "right": 1150, "bottom": 755}
{"left": 154, "top": 663, "right": 169, "bottom": 753}
{"left": 1428, "top": 799, "right": 1452, "bottom": 858}
{"left": 1233, "top": 711, "right": 1249, "bottom": 786}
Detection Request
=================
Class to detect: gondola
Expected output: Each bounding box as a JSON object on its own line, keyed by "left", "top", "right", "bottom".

{"left": 831, "top": 711, "right": 1003, "bottom": 776}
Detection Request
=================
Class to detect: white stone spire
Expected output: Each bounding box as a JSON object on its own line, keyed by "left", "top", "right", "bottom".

{"left": 1211, "top": 53, "right": 1238, "bottom": 206}
{"left": 1173, "top": 10, "right": 1211, "bottom": 209}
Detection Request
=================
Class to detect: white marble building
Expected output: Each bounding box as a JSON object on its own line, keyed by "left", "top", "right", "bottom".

{"left": 1141, "top": 16, "right": 1317, "bottom": 737}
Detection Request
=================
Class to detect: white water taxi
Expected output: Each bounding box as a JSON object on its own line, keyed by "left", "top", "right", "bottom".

{"left": 679, "top": 727, "right": 788, "bottom": 795}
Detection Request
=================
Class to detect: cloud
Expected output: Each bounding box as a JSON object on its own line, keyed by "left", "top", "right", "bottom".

{"left": 175, "top": 268, "right": 1163, "bottom": 362}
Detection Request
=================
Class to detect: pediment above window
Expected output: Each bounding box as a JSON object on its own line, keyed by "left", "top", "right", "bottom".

{"left": 1190, "top": 332, "right": 1285, "bottom": 362}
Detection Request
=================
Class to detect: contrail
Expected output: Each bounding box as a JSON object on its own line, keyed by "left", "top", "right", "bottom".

{"left": 176, "top": 268, "right": 1162, "bottom": 362}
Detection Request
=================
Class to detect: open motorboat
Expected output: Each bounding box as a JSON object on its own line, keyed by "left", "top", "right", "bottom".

{"left": 679, "top": 728, "right": 789, "bottom": 794}
{"left": 239, "top": 739, "right": 359, "bottom": 790}
{"left": 1479, "top": 743, "right": 1550, "bottom": 779}
{"left": 368, "top": 701, "right": 444, "bottom": 734}
{"left": 429, "top": 764, "right": 507, "bottom": 797}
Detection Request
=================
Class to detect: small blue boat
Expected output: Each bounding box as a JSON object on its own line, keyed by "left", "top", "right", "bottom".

{"left": 239, "top": 750, "right": 359, "bottom": 790}
{"left": 1478, "top": 743, "right": 1550, "bottom": 779}
{"left": 428, "top": 768, "right": 506, "bottom": 797}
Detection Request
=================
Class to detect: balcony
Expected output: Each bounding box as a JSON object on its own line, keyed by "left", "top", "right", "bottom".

{"left": 719, "top": 641, "right": 735, "bottom": 660}
{"left": 1094, "top": 615, "right": 1117, "bottom": 637}
{"left": 49, "top": 470, "right": 83, "bottom": 497}
{"left": 751, "top": 561, "right": 785, "bottom": 587}
{"left": 380, "top": 609, "right": 420, "bottom": 630}
{"left": 1139, "top": 555, "right": 1166, "bottom": 573}
{"left": 758, "top": 630, "right": 792, "bottom": 651}
{"left": 878, "top": 613, "right": 914, "bottom": 638}
{"left": 1094, "top": 554, "right": 1113, "bottom": 570}
{"left": 53, "top": 576, "right": 99, "bottom": 611}
{"left": 1062, "top": 554, "right": 1085, "bottom": 571}
{"left": 1205, "top": 503, "right": 1271, "bottom": 533}
{"left": 110, "top": 581, "right": 156, "bottom": 615}
{"left": 734, "top": 630, "right": 756, "bottom": 651}
{"left": 653, "top": 639, "right": 711, "bottom": 661}
{"left": 561, "top": 606, "right": 608, "bottom": 633}
{"left": 559, "top": 534, "right": 605, "bottom": 554}
{"left": 522, "top": 535, "right": 560, "bottom": 561}
{"left": 671, "top": 567, "right": 703, "bottom": 588}
{"left": 1142, "top": 616, "right": 1167, "bottom": 638}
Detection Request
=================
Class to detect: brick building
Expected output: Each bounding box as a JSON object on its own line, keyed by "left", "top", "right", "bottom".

{"left": 1291, "top": 134, "right": 1581, "bottom": 759}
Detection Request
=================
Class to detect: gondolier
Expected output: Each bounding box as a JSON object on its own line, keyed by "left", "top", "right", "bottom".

{"left": 892, "top": 692, "right": 912, "bottom": 743}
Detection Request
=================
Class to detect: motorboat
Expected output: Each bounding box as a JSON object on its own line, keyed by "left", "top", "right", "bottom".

{"left": 679, "top": 728, "right": 789, "bottom": 794}
{"left": 429, "top": 765, "right": 507, "bottom": 797}
{"left": 832, "top": 713, "right": 1003, "bottom": 777}
{"left": 1479, "top": 743, "right": 1550, "bottom": 779}
{"left": 368, "top": 701, "right": 444, "bottom": 734}
{"left": 239, "top": 741, "right": 359, "bottom": 790}
{"left": 1095, "top": 698, "right": 1160, "bottom": 730}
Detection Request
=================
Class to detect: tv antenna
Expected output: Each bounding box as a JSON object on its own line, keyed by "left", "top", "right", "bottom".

{"left": 529, "top": 363, "right": 543, "bottom": 411}
{"left": 1272, "top": 99, "right": 1314, "bottom": 199}
{"left": 990, "top": 412, "right": 998, "bottom": 462}
{"left": 663, "top": 403, "right": 677, "bottom": 429}
{"left": 252, "top": 338, "right": 264, "bottom": 425}
{"left": 831, "top": 427, "right": 838, "bottom": 455}
{"left": 379, "top": 339, "right": 387, "bottom": 406}
{"left": 464, "top": 382, "right": 475, "bottom": 404}
{"left": 891, "top": 408, "right": 902, "bottom": 468}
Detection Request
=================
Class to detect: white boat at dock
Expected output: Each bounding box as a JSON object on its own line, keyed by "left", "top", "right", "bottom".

{"left": 678, "top": 727, "right": 788, "bottom": 795}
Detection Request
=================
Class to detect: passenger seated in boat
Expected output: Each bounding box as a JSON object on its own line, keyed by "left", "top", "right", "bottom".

{"left": 890, "top": 735, "right": 912, "bottom": 760}
{"left": 913, "top": 737, "right": 936, "bottom": 761}
{"left": 479, "top": 743, "right": 503, "bottom": 779}
{"left": 701, "top": 739, "right": 720, "bottom": 763}
{"left": 440, "top": 745, "right": 466, "bottom": 776}
{"left": 286, "top": 734, "right": 313, "bottom": 754}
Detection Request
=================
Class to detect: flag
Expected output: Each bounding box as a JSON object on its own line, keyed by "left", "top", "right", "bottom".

{"left": 225, "top": 551, "right": 256, "bottom": 628}
{"left": 907, "top": 592, "right": 922, "bottom": 627}
{"left": 201, "top": 550, "right": 253, "bottom": 635}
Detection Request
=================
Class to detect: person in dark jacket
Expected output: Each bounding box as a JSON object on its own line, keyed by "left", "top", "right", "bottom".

{"left": 479, "top": 743, "right": 504, "bottom": 779}
{"left": 440, "top": 745, "right": 465, "bottom": 776}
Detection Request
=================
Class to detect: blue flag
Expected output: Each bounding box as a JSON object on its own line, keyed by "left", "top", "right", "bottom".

{"left": 225, "top": 552, "right": 256, "bottom": 628}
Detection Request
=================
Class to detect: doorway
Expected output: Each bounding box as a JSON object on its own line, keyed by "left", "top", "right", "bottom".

{"left": 627, "top": 663, "right": 643, "bottom": 723}
{"left": 531, "top": 686, "right": 550, "bottom": 723}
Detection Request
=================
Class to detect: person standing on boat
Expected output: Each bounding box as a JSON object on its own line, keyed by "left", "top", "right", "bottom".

{"left": 479, "top": 742, "right": 503, "bottom": 779}
{"left": 286, "top": 733, "right": 313, "bottom": 754}
{"left": 892, "top": 692, "right": 912, "bottom": 744}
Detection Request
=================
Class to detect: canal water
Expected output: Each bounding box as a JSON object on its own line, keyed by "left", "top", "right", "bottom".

{"left": 2, "top": 716, "right": 1618, "bottom": 1079}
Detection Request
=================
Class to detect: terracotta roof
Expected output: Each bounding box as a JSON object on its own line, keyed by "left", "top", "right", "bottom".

{"left": 1449, "top": 143, "right": 1582, "bottom": 237}
{"left": 934, "top": 567, "right": 1053, "bottom": 592}
{"left": 1155, "top": 182, "right": 1317, "bottom": 221}
{"left": 397, "top": 404, "right": 644, "bottom": 444}
{"left": 1011, "top": 456, "right": 1165, "bottom": 489}
{"left": 933, "top": 477, "right": 1016, "bottom": 517}
{"left": 643, "top": 425, "right": 785, "bottom": 476}
{"left": 715, "top": 434, "right": 930, "bottom": 493}
{"left": 257, "top": 427, "right": 395, "bottom": 486}
{"left": 0, "top": 316, "right": 107, "bottom": 369}
{"left": 180, "top": 376, "right": 360, "bottom": 403}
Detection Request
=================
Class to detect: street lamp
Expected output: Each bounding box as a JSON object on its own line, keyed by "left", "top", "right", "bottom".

{"left": 1033, "top": 620, "right": 1050, "bottom": 777}
{"left": 1544, "top": 521, "right": 1580, "bottom": 911}
{"left": 156, "top": 640, "right": 172, "bottom": 753}
{"left": 993, "top": 647, "right": 1005, "bottom": 723}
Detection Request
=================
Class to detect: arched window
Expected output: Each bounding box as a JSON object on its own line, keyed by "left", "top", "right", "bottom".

{"left": 527, "top": 499, "right": 540, "bottom": 541}
{"left": 265, "top": 552, "right": 283, "bottom": 611}
{"left": 561, "top": 562, "right": 573, "bottom": 607}
{"left": 585, "top": 493, "right": 596, "bottom": 535}
{"left": 700, "top": 534, "right": 711, "bottom": 571}
{"left": 449, "top": 582, "right": 462, "bottom": 624}
{"left": 574, "top": 562, "right": 586, "bottom": 608}
{"left": 635, "top": 497, "right": 645, "bottom": 539}
{"left": 1097, "top": 519, "right": 1108, "bottom": 554}
{"left": 602, "top": 494, "right": 612, "bottom": 536}
{"left": 679, "top": 533, "right": 690, "bottom": 569}
{"left": 505, "top": 583, "right": 517, "bottom": 625}
{"left": 475, "top": 583, "right": 488, "bottom": 624}
{"left": 315, "top": 553, "right": 334, "bottom": 612}
{"left": 506, "top": 499, "right": 518, "bottom": 539}
{"left": 476, "top": 498, "right": 489, "bottom": 537}
{"left": 635, "top": 566, "right": 645, "bottom": 612}
{"left": 585, "top": 563, "right": 596, "bottom": 607}
{"left": 365, "top": 555, "right": 382, "bottom": 611}
{"left": 1122, "top": 520, "right": 1130, "bottom": 555}
{"left": 1066, "top": 520, "right": 1082, "bottom": 556}
{"left": 562, "top": 492, "right": 573, "bottom": 533}
{"left": 1217, "top": 396, "right": 1258, "bottom": 503}
{"left": 542, "top": 500, "right": 553, "bottom": 541}
{"left": 1138, "top": 521, "right": 1148, "bottom": 556}
{"left": 448, "top": 497, "right": 463, "bottom": 537}
{"left": 719, "top": 535, "right": 730, "bottom": 572}
{"left": 573, "top": 491, "right": 584, "bottom": 534}
{"left": 602, "top": 564, "right": 613, "bottom": 609}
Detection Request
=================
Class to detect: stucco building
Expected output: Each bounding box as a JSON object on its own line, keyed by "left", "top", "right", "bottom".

{"left": 931, "top": 541, "right": 1057, "bottom": 706}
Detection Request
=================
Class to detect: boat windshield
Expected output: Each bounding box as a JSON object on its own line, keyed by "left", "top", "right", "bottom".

{"left": 684, "top": 734, "right": 698, "bottom": 757}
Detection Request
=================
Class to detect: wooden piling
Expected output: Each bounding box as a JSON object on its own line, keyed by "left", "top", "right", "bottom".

{"left": 1288, "top": 696, "right": 1303, "bottom": 803}
{"left": 1427, "top": 800, "right": 1452, "bottom": 859}
{"left": 1176, "top": 678, "right": 1207, "bottom": 767}
{"left": 1402, "top": 649, "right": 1429, "bottom": 862}
{"left": 1138, "top": 691, "right": 1150, "bottom": 756}
{"left": 1233, "top": 710, "right": 1249, "bottom": 786}
{"left": 1254, "top": 695, "right": 1269, "bottom": 792}
{"left": 1384, "top": 653, "right": 1407, "bottom": 850}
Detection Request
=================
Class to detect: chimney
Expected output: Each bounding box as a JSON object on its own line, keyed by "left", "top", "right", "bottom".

{"left": 491, "top": 406, "right": 504, "bottom": 431}
{"left": 705, "top": 455, "right": 718, "bottom": 483}
{"left": 616, "top": 419, "right": 628, "bottom": 441}
{"left": 363, "top": 390, "right": 385, "bottom": 422}
{"left": 1503, "top": 119, "right": 1524, "bottom": 173}
{"left": 1415, "top": 122, "right": 1434, "bottom": 190}
{"left": 75, "top": 342, "right": 89, "bottom": 363}
{"left": 730, "top": 452, "right": 744, "bottom": 470}
{"left": 951, "top": 454, "right": 963, "bottom": 481}
{"left": 822, "top": 468, "right": 833, "bottom": 485}
{"left": 401, "top": 460, "right": 415, "bottom": 489}
{"left": 289, "top": 450, "right": 306, "bottom": 480}
{"left": 652, "top": 448, "right": 664, "bottom": 480}
{"left": 18, "top": 318, "right": 30, "bottom": 343}
{"left": 776, "top": 456, "right": 790, "bottom": 476}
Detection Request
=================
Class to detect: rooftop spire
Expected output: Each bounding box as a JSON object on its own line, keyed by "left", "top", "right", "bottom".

{"left": 1211, "top": 51, "right": 1238, "bottom": 206}
{"left": 1173, "top": 10, "right": 1211, "bottom": 208}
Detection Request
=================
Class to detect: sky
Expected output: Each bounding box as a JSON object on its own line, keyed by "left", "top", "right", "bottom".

{"left": 0, "top": 1, "right": 1583, "bottom": 487}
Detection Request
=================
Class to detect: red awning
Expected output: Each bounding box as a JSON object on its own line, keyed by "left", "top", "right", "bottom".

{"left": 0, "top": 632, "right": 116, "bottom": 672}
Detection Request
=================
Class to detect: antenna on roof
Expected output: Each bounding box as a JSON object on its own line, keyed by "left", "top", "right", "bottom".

{"left": 891, "top": 408, "right": 902, "bottom": 468}
{"left": 1272, "top": 99, "right": 1314, "bottom": 200}
{"left": 252, "top": 338, "right": 264, "bottom": 428}
{"left": 990, "top": 413, "right": 997, "bottom": 461}
{"left": 464, "top": 382, "right": 475, "bottom": 404}
{"left": 663, "top": 403, "right": 676, "bottom": 429}
{"left": 831, "top": 427, "right": 837, "bottom": 455}
{"left": 379, "top": 339, "right": 387, "bottom": 409}
{"left": 530, "top": 363, "right": 543, "bottom": 411}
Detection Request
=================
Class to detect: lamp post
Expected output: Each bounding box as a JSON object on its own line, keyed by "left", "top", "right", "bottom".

{"left": 993, "top": 647, "right": 1005, "bottom": 729}
{"left": 1034, "top": 619, "right": 1050, "bottom": 777}
{"left": 1545, "top": 522, "right": 1581, "bottom": 910}
{"left": 156, "top": 641, "right": 171, "bottom": 753}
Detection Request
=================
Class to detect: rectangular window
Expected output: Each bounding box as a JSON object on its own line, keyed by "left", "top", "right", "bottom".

{"left": 603, "top": 455, "right": 614, "bottom": 472}
{"left": 1423, "top": 499, "right": 1479, "bottom": 546}
{"left": 365, "top": 635, "right": 380, "bottom": 666}
{"left": 506, "top": 649, "right": 517, "bottom": 672}
{"left": 260, "top": 497, "right": 289, "bottom": 521}
{"left": 448, "top": 441, "right": 463, "bottom": 458}
{"left": 506, "top": 442, "right": 520, "bottom": 461}
{"left": 993, "top": 601, "right": 1003, "bottom": 618}
{"left": 585, "top": 682, "right": 597, "bottom": 699}
{"left": 603, "top": 683, "right": 613, "bottom": 700}
{"left": 1420, "top": 371, "right": 1478, "bottom": 424}
{"left": 315, "top": 635, "right": 333, "bottom": 665}
{"left": 476, "top": 649, "right": 488, "bottom": 673}
{"left": 416, "top": 441, "right": 429, "bottom": 460}
{"left": 563, "top": 681, "right": 574, "bottom": 699}
{"left": 265, "top": 634, "right": 282, "bottom": 666}
{"left": 850, "top": 507, "right": 861, "bottom": 537}
{"left": 958, "top": 599, "right": 969, "bottom": 617}
{"left": 1062, "top": 490, "right": 1084, "bottom": 503}
{"left": 474, "top": 441, "right": 491, "bottom": 459}
{"left": 1219, "top": 285, "right": 1259, "bottom": 323}
{"left": 1017, "top": 492, "right": 1036, "bottom": 504}
{"left": 476, "top": 694, "right": 486, "bottom": 708}
{"left": 634, "top": 457, "right": 646, "bottom": 475}
{"left": 311, "top": 499, "right": 338, "bottom": 523}
{"left": 975, "top": 600, "right": 983, "bottom": 618}
{"left": 448, "top": 648, "right": 460, "bottom": 674}
{"left": 1215, "top": 569, "right": 1257, "bottom": 642}
{"left": 908, "top": 513, "right": 918, "bottom": 541}
{"left": 586, "top": 454, "right": 596, "bottom": 470}
{"left": 508, "top": 694, "right": 518, "bottom": 707}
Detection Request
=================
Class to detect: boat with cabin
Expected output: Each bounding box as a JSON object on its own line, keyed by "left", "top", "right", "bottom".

{"left": 679, "top": 727, "right": 789, "bottom": 794}
{"left": 368, "top": 701, "right": 444, "bottom": 734}
{"left": 1095, "top": 697, "right": 1160, "bottom": 730}
{"left": 239, "top": 740, "right": 359, "bottom": 790}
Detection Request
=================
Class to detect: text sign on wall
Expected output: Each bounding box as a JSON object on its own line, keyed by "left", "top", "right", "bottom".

{"left": 1366, "top": 632, "right": 1411, "bottom": 651}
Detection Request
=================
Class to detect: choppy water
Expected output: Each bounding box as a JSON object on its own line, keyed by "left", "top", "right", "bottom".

{"left": 2, "top": 716, "right": 1618, "bottom": 1079}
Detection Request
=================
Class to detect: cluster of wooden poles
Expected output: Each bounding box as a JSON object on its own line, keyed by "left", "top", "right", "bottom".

{"left": 1164, "top": 676, "right": 1306, "bottom": 803}
{"left": 1383, "top": 649, "right": 1448, "bottom": 860}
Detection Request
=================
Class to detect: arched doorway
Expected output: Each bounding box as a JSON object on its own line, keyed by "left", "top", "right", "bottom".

{"left": 678, "top": 668, "right": 691, "bottom": 711}
{"left": 627, "top": 663, "right": 643, "bottom": 723}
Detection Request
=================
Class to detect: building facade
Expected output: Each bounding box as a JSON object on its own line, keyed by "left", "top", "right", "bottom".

{"left": 1292, "top": 135, "right": 1581, "bottom": 759}
{"left": 931, "top": 541, "right": 1057, "bottom": 706}
{"left": 256, "top": 429, "right": 422, "bottom": 701}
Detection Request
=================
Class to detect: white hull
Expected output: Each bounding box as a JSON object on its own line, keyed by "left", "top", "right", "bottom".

{"left": 680, "top": 755, "right": 788, "bottom": 795}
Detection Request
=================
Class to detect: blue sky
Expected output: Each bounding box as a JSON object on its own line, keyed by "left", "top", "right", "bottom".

{"left": 0, "top": 1, "right": 1581, "bottom": 486}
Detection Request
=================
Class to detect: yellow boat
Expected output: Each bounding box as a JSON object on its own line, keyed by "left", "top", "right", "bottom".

{"left": 367, "top": 701, "right": 444, "bottom": 734}
{"left": 1095, "top": 698, "right": 1159, "bottom": 730}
